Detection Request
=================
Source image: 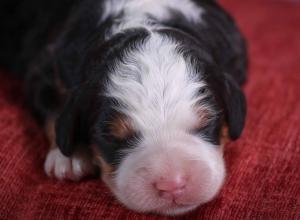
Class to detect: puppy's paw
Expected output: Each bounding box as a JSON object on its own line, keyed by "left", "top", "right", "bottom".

{"left": 44, "top": 148, "right": 96, "bottom": 181}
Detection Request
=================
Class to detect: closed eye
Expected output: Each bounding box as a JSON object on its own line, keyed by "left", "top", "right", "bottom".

{"left": 190, "top": 117, "right": 223, "bottom": 145}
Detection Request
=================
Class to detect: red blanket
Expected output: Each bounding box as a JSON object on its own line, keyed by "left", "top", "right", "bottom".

{"left": 1, "top": 0, "right": 299, "bottom": 219}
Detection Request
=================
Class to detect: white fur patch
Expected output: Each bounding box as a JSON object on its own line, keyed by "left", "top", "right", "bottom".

{"left": 44, "top": 148, "right": 96, "bottom": 181}
{"left": 98, "top": 0, "right": 224, "bottom": 215}
{"left": 113, "top": 132, "right": 225, "bottom": 215}
{"left": 103, "top": 33, "right": 224, "bottom": 215}
{"left": 101, "top": 0, "right": 204, "bottom": 38}
{"left": 106, "top": 34, "right": 209, "bottom": 134}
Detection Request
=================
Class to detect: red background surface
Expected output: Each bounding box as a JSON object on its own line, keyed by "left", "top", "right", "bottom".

{"left": 0, "top": 0, "right": 300, "bottom": 219}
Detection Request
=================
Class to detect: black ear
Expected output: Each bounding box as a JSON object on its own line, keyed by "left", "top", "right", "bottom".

{"left": 222, "top": 72, "right": 247, "bottom": 140}
{"left": 204, "top": 64, "right": 246, "bottom": 140}
{"left": 55, "top": 89, "right": 81, "bottom": 156}
{"left": 55, "top": 86, "right": 95, "bottom": 156}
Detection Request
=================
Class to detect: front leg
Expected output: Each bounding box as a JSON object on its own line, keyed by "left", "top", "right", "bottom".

{"left": 25, "top": 51, "right": 96, "bottom": 181}
{"left": 44, "top": 118, "right": 96, "bottom": 181}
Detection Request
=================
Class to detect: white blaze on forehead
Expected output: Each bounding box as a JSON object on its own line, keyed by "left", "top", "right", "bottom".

{"left": 101, "top": 0, "right": 204, "bottom": 37}
{"left": 98, "top": 1, "right": 224, "bottom": 214}
{"left": 106, "top": 34, "right": 208, "bottom": 134}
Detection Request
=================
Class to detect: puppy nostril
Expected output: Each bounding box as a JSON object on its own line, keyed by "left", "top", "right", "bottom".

{"left": 158, "top": 190, "right": 174, "bottom": 200}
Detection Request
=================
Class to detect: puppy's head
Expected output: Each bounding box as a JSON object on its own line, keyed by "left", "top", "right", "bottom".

{"left": 56, "top": 30, "right": 246, "bottom": 215}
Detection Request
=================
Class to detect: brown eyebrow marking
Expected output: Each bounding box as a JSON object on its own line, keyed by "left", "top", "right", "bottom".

{"left": 193, "top": 106, "right": 214, "bottom": 130}
{"left": 109, "top": 115, "right": 134, "bottom": 139}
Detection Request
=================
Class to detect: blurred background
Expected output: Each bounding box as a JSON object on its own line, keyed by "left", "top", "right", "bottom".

{"left": 0, "top": 0, "right": 299, "bottom": 219}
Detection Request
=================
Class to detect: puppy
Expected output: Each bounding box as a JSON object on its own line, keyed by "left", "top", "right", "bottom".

{"left": 0, "top": 0, "right": 247, "bottom": 216}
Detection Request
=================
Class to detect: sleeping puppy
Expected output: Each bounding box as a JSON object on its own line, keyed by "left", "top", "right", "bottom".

{"left": 0, "top": 0, "right": 247, "bottom": 216}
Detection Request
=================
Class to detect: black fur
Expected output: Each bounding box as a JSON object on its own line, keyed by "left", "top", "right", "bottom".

{"left": 0, "top": 0, "right": 247, "bottom": 165}
{"left": 56, "top": 28, "right": 150, "bottom": 159}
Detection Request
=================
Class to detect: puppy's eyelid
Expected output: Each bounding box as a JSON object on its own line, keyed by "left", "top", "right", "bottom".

{"left": 199, "top": 88, "right": 207, "bottom": 94}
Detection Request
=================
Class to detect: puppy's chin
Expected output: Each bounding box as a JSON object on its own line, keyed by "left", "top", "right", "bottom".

{"left": 102, "top": 133, "right": 225, "bottom": 216}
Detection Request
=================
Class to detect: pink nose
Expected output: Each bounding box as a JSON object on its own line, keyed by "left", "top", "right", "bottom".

{"left": 154, "top": 176, "right": 187, "bottom": 200}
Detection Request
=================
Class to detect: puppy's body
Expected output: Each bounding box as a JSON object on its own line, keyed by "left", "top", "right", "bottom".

{"left": 0, "top": 0, "right": 247, "bottom": 215}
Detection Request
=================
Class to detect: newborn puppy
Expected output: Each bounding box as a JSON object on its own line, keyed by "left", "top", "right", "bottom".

{"left": 0, "top": 0, "right": 247, "bottom": 215}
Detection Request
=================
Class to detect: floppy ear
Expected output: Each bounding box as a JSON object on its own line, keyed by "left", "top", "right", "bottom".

{"left": 55, "top": 89, "right": 82, "bottom": 156}
{"left": 221, "top": 72, "right": 247, "bottom": 140}
{"left": 55, "top": 85, "right": 96, "bottom": 156}
{"left": 204, "top": 64, "right": 246, "bottom": 140}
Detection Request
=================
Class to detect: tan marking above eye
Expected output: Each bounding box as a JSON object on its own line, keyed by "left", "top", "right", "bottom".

{"left": 109, "top": 115, "right": 133, "bottom": 139}
{"left": 193, "top": 107, "right": 213, "bottom": 130}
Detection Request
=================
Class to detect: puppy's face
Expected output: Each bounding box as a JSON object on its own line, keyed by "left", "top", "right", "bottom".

{"left": 93, "top": 115, "right": 226, "bottom": 215}
{"left": 88, "top": 33, "right": 245, "bottom": 215}
{"left": 56, "top": 31, "right": 245, "bottom": 215}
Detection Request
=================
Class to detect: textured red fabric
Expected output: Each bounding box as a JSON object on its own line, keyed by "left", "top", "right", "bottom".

{"left": 0, "top": 0, "right": 300, "bottom": 219}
